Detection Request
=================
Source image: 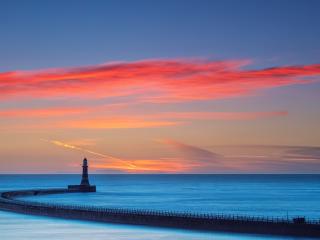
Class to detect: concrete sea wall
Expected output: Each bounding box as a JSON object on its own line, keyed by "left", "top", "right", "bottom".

{"left": 1, "top": 188, "right": 320, "bottom": 238}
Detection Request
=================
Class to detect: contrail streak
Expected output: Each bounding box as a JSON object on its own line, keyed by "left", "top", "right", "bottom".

{"left": 41, "top": 139, "right": 137, "bottom": 168}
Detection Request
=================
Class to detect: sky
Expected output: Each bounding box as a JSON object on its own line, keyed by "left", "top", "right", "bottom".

{"left": 0, "top": 0, "right": 319, "bottom": 173}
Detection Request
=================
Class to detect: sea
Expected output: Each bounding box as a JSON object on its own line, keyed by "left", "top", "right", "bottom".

{"left": 0, "top": 174, "right": 320, "bottom": 240}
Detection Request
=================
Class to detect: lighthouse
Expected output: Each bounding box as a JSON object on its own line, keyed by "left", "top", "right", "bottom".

{"left": 68, "top": 158, "right": 96, "bottom": 192}
{"left": 80, "top": 158, "right": 90, "bottom": 185}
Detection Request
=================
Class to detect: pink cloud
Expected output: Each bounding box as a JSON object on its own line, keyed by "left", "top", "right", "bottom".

{"left": 0, "top": 59, "right": 319, "bottom": 103}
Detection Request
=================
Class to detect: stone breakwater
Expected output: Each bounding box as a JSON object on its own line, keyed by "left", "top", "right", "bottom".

{"left": 1, "top": 188, "right": 320, "bottom": 238}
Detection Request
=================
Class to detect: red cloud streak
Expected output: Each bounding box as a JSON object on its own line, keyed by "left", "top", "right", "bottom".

{"left": 1, "top": 59, "right": 319, "bottom": 102}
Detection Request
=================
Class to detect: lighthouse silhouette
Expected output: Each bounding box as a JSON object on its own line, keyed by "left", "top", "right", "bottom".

{"left": 68, "top": 158, "right": 96, "bottom": 192}
{"left": 80, "top": 158, "right": 90, "bottom": 185}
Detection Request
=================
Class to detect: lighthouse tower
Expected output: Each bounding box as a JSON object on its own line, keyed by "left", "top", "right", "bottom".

{"left": 80, "top": 158, "right": 90, "bottom": 185}
{"left": 68, "top": 158, "right": 96, "bottom": 192}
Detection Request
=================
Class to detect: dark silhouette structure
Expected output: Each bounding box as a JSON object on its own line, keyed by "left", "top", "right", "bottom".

{"left": 80, "top": 158, "right": 90, "bottom": 185}
{"left": 68, "top": 158, "right": 96, "bottom": 192}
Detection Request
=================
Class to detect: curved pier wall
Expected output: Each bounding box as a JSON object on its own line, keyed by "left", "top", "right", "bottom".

{"left": 1, "top": 189, "right": 320, "bottom": 238}
{"left": 1, "top": 188, "right": 69, "bottom": 199}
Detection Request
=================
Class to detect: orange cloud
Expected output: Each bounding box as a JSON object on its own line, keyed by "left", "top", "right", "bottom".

{"left": 0, "top": 100, "right": 287, "bottom": 122}
{"left": 0, "top": 110, "right": 286, "bottom": 130}
{"left": 0, "top": 59, "right": 319, "bottom": 103}
{"left": 92, "top": 158, "right": 192, "bottom": 173}
{"left": 0, "top": 107, "right": 88, "bottom": 117}
{"left": 53, "top": 111, "right": 286, "bottom": 129}
{"left": 57, "top": 117, "right": 179, "bottom": 129}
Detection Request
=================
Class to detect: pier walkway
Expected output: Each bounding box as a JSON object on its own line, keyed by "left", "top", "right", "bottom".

{"left": 1, "top": 188, "right": 320, "bottom": 238}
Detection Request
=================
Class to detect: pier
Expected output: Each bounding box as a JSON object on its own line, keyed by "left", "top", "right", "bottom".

{"left": 1, "top": 159, "right": 320, "bottom": 238}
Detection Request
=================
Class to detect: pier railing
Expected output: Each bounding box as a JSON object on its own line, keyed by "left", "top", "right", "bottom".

{"left": 1, "top": 188, "right": 320, "bottom": 237}
{"left": 1, "top": 191, "right": 319, "bottom": 225}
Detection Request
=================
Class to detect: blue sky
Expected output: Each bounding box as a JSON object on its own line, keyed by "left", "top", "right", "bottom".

{"left": 1, "top": 0, "right": 319, "bottom": 71}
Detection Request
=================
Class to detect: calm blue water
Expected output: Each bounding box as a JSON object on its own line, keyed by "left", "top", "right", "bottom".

{"left": 1, "top": 174, "right": 319, "bottom": 240}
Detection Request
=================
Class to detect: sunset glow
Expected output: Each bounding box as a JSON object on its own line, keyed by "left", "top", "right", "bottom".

{"left": 1, "top": 1, "right": 319, "bottom": 174}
